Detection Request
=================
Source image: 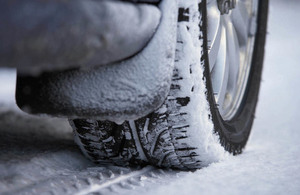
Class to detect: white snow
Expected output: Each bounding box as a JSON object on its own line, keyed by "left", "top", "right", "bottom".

{"left": 139, "top": 0, "right": 300, "bottom": 194}
{"left": 0, "top": 0, "right": 300, "bottom": 194}
{"left": 19, "top": 0, "right": 177, "bottom": 123}
{"left": 173, "top": 0, "right": 228, "bottom": 166}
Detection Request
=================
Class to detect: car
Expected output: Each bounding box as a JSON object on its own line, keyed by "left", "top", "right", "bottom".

{"left": 0, "top": 0, "right": 269, "bottom": 169}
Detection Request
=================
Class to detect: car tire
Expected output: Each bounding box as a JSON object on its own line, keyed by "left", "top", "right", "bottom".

{"left": 70, "top": 0, "right": 268, "bottom": 169}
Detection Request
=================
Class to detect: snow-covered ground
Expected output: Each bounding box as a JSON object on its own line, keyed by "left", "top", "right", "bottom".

{"left": 1, "top": 0, "right": 300, "bottom": 194}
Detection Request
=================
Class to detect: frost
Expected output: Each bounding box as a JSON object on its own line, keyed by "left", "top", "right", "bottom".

{"left": 18, "top": 0, "right": 178, "bottom": 123}
{"left": 172, "top": 0, "right": 227, "bottom": 166}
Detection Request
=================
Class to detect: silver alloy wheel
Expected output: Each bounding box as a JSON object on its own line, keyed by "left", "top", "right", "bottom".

{"left": 207, "top": 0, "right": 258, "bottom": 120}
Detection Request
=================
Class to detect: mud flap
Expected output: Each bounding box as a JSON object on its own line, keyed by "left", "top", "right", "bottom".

{"left": 16, "top": 0, "right": 178, "bottom": 123}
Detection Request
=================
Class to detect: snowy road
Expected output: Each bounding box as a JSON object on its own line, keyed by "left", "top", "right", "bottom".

{"left": 1, "top": 0, "right": 300, "bottom": 194}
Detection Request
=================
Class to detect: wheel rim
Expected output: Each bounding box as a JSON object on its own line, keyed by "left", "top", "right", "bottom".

{"left": 207, "top": 0, "right": 259, "bottom": 120}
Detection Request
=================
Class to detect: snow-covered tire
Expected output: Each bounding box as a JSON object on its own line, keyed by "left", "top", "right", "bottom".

{"left": 70, "top": 119, "right": 144, "bottom": 166}
{"left": 70, "top": 0, "right": 268, "bottom": 169}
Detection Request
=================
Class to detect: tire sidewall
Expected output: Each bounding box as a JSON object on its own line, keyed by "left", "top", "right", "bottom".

{"left": 203, "top": 0, "right": 269, "bottom": 148}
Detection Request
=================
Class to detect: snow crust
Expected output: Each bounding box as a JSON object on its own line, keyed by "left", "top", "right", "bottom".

{"left": 174, "top": 0, "right": 227, "bottom": 166}
{"left": 20, "top": 0, "right": 177, "bottom": 123}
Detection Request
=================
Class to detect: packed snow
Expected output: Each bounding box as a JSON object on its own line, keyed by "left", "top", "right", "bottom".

{"left": 0, "top": 0, "right": 300, "bottom": 194}
{"left": 170, "top": 0, "right": 228, "bottom": 166}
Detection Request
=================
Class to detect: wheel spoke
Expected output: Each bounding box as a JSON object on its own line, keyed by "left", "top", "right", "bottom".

{"left": 207, "top": 0, "right": 258, "bottom": 120}
{"left": 208, "top": 23, "right": 222, "bottom": 72}
{"left": 211, "top": 23, "right": 229, "bottom": 110}
{"left": 223, "top": 15, "right": 240, "bottom": 111}
{"left": 230, "top": 1, "right": 251, "bottom": 46}
{"left": 207, "top": 0, "right": 221, "bottom": 71}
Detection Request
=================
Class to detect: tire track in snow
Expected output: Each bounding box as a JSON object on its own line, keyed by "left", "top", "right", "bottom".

{"left": 0, "top": 109, "right": 180, "bottom": 195}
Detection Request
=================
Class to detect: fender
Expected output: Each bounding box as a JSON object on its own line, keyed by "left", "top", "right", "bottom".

{"left": 16, "top": 0, "right": 178, "bottom": 123}
{"left": 0, "top": 0, "right": 161, "bottom": 74}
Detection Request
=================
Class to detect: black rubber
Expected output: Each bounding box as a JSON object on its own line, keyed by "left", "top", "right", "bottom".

{"left": 70, "top": 119, "right": 144, "bottom": 166}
